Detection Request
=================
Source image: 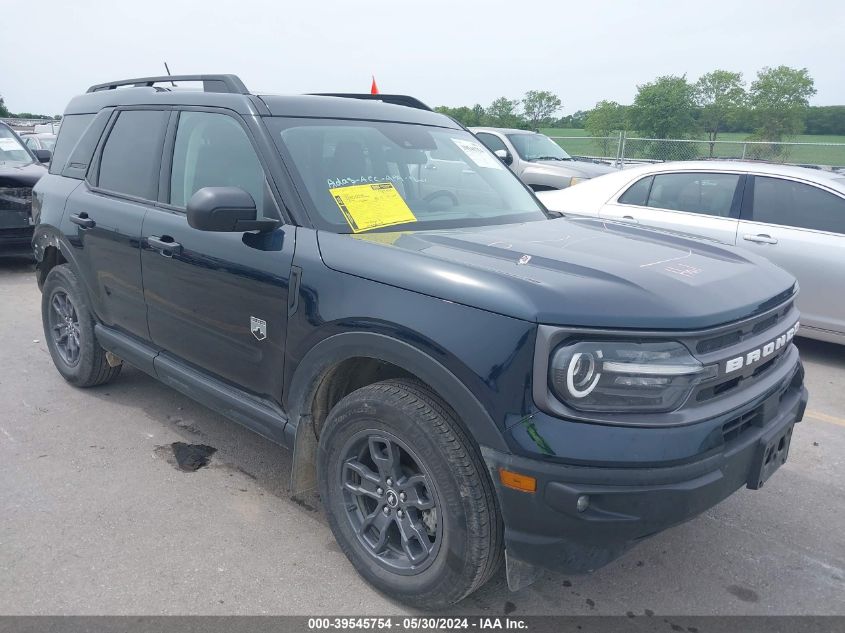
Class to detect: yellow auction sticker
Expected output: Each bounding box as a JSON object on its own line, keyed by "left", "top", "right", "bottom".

{"left": 330, "top": 182, "right": 417, "bottom": 233}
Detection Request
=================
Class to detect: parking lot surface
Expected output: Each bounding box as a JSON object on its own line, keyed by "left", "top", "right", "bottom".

{"left": 1, "top": 258, "right": 843, "bottom": 616}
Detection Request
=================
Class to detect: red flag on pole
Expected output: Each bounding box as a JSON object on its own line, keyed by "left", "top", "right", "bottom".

{"left": 370, "top": 76, "right": 379, "bottom": 95}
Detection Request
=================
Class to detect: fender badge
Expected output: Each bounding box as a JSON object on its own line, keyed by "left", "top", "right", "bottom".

{"left": 250, "top": 316, "right": 267, "bottom": 341}
{"left": 517, "top": 254, "right": 532, "bottom": 265}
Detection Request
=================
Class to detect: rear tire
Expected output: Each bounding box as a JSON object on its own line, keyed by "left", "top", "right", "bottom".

{"left": 41, "top": 264, "right": 121, "bottom": 387}
{"left": 317, "top": 379, "right": 503, "bottom": 608}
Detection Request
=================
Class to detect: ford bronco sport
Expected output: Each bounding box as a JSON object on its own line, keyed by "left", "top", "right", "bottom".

{"left": 33, "top": 74, "right": 808, "bottom": 608}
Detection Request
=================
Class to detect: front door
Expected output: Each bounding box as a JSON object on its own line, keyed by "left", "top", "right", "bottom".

{"left": 140, "top": 110, "right": 295, "bottom": 403}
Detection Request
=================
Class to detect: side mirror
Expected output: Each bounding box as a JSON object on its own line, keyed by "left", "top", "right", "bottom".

{"left": 494, "top": 149, "right": 513, "bottom": 166}
{"left": 33, "top": 149, "right": 52, "bottom": 164}
{"left": 186, "top": 187, "right": 279, "bottom": 233}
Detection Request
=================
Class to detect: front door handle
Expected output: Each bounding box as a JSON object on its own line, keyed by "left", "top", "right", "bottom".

{"left": 743, "top": 233, "right": 778, "bottom": 245}
{"left": 147, "top": 235, "right": 182, "bottom": 256}
{"left": 70, "top": 212, "right": 95, "bottom": 228}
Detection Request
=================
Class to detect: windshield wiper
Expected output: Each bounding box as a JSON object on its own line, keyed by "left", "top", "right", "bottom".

{"left": 531, "top": 156, "right": 567, "bottom": 161}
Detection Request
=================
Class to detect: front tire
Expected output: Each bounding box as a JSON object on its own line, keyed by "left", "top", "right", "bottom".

{"left": 318, "top": 379, "right": 503, "bottom": 608}
{"left": 41, "top": 264, "right": 121, "bottom": 387}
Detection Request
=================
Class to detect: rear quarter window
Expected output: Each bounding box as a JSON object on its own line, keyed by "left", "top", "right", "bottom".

{"left": 618, "top": 176, "right": 653, "bottom": 206}
{"left": 48, "top": 114, "right": 95, "bottom": 175}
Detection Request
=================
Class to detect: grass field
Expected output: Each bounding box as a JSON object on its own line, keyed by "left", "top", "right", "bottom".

{"left": 539, "top": 129, "right": 845, "bottom": 166}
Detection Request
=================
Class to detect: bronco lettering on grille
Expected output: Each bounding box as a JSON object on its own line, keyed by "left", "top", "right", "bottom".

{"left": 725, "top": 322, "right": 799, "bottom": 374}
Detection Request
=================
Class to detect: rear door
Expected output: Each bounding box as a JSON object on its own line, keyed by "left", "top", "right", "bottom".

{"left": 140, "top": 108, "right": 295, "bottom": 403}
{"left": 738, "top": 175, "right": 845, "bottom": 337}
{"left": 64, "top": 108, "right": 169, "bottom": 339}
{"left": 600, "top": 171, "right": 743, "bottom": 244}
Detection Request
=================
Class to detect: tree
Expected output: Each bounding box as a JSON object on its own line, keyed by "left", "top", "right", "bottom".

{"left": 748, "top": 66, "right": 816, "bottom": 141}
{"left": 0, "top": 96, "right": 9, "bottom": 118}
{"left": 585, "top": 100, "right": 627, "bottom": 156}
{"left": 694, "top": 70, "right": 746, "bottom": 157}
{"left": 486, "top": 96, "right": 523, "bottom": 128}
{"left": 434, "top": 105, "right": 484, "bottom": 127}
{"left": 628, "top": 75, "right": 698, "bottom": 139}
{"left": 521, "top": 90, "right": 561, "bottom": 130}
{"left": 804, "top": 106, "right": 845, "bottom": 135}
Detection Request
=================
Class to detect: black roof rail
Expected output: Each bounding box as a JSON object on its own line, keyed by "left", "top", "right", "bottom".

{"left": 87, "top": 74, "right": 249, "bottom": 95}
{"left": 309, "top": 93, "right": 433, "bottom": 112}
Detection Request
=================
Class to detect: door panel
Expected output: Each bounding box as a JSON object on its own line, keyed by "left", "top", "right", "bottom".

{"left": 736, "top": 220, "right": 843, "bottom": 335}
{"left": 601, "top": 202, "right": 740, "bottom": 244}
{"left": 63, "top": 185, "right": 149, "bottom": 339}
{"left": 141, "top": 209, "right": 294, "bottom": 401}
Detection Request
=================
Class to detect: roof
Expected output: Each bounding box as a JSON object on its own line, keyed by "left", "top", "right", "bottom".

{"left": 258, "top": 95, "right": 457, "bottom": 127}
{"left": 63, "top": 76, "right": 458, "bottom": 128}
{"left": 616, "top": 160, "right": 845, "bottom": 190}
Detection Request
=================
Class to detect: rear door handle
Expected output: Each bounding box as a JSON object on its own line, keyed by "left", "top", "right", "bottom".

{"left": 622, "top": 215, "right": 639, "bottom": 224}
{"left": 70, "top": 212, "right": 95, "bottom": 228}
{"left": 147, "top": 235, "right": 182, "bottom": 256}
{"left": 743, "top": 233, "right": 778, "bottom": 245}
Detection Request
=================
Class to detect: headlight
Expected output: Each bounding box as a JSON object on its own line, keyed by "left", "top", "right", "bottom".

{"left": 568, "top": 177, "right": 587, "bottom": 186}
{"left": 549, "top": 340, "right": 716, "bottom": 413}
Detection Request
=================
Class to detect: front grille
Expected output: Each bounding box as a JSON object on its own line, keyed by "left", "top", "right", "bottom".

{"left": 0, "top": 187, "right": 33, "bottom": 212}
{"left": 722, "top": 404, "right": 763, "bottom": 443}
{"left": 696, "top": 301, "right": 793, "bottom": 355}
{"left": 688, "top": 297, "right": 799, "bottom": 406}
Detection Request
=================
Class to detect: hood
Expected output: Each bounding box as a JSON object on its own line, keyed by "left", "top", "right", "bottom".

{"left": 0, "top": 162, "right": 47, "bottom": 188}
{"left": 530, "top": 159, "right": 617, "bottom": 179}
{"left": 317, "top": 217, "right": 796, "bottom": 330}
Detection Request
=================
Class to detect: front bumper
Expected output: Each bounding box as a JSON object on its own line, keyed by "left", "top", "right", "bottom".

{"left": 483, "top": 360, "right": 807, "bottom": 575}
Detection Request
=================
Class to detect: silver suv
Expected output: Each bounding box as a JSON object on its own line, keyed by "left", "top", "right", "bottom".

{"left": 471, "top": 127, "right": 616, "bottom": 191}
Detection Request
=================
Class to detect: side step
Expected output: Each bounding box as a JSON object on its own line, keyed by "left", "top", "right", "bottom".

{"left": 94, "top": 324, "right": 293, "bottom": 448}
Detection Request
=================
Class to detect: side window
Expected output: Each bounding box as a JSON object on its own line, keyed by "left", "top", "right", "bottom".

{"left": 646, "top": 173, "right": 739, "bottom": 218}
{"left": 475, "top": 133, "right": 507, "bottom": 153}
{"left": 752, "top": 176, "right": 845, "bottom": 234}
{"left": 49, "top": 113, "right": 95, "bottom": 175}
{"left": 170, "top": 111, "right": 267, "bottom": 212}
{"left": 618, "top": 176, "right": 653, "bottom": 206}
{"left": 97, "top": 110, "right": 168, "bottom": 199}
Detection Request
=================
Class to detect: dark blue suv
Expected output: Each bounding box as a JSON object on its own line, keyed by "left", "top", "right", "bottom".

{"left": 33, "top": 75, "right": 808, "bottom": 608}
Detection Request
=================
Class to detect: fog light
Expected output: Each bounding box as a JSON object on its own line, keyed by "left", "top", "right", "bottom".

{"left": 576, "top": 495, "right": 590, "bottom": 512}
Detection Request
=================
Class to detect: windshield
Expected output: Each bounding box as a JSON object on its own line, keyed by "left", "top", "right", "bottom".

{"left": 507, "top": 133, "right": 571, "bottom": 161}
{"left": 0, "top": 127, "right": 33, "bottom": 165}
{"left": 269, "top": 118, "right": 548, "bottom": 233}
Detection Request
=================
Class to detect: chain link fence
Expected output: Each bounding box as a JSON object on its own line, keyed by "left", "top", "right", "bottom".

{"left": 549, "top": 133, "right": 845, "bottom": 170}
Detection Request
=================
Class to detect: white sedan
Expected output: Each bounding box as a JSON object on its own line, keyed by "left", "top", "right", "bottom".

{"left": 538, "top": 161, "right": 845, "bottom": 344}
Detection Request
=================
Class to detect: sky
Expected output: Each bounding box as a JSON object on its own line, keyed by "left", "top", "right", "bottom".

{"left": 4, "top": 0, "right": 844, "bottom": 116}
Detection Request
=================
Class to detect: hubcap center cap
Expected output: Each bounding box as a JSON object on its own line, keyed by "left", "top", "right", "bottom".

{"left": 385, "top": 490, "right": 399, "bottom": 508}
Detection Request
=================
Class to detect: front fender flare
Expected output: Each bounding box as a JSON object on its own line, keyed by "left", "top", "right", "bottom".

{"left": 285, "top": 331, "right": 510, "bottom": 495}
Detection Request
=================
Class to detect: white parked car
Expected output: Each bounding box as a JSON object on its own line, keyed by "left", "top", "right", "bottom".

{"left": 538, "top": 161, "right": 845, "bottom": 344}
